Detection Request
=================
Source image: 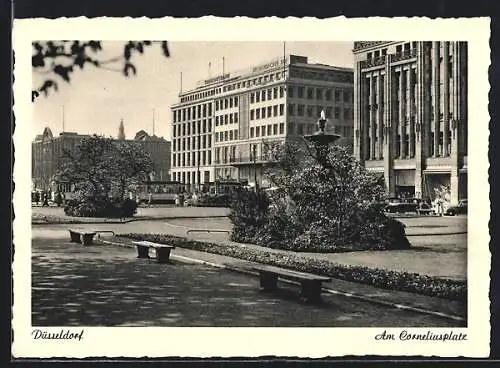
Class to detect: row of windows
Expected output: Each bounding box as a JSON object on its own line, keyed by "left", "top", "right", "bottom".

{"left": 179, "top": 71, "right": 286, "bottom": 103}
{"left": 173, "top": 119, "right": 212, "bottom": 138}
{"left": 215, "top": 97, "right": 238, "bottom": 111}
{"left": 215, "top": 146, "right": 237, "bottom": 162}
{"left": 250, "top": 104, "right": 285, "bottom": 120}
{"left": 288, "top": 104, "right": 354, "bottom": 120}
{"left": 249, "top": 123, "right": 285, "bottom": 138}
{"left": 286, "top": 122, "right": 353, "bottom": 137}
{"left": 215, "top": 113, "right": 238, "bottom": 126}
{"left": 366, "top": 42, "right": 418, "bottom": 60}
{"left": 172, "top": 135, "right": 212, "bottom": 152}
{"left": 222, "top": 71, "right": 285, "bottom": 93}
{"left": 288, "top": 86, "right": 352, "bottom": 103}
{"left": 173, "top": 104, "right": 213, "bottom": 123}
{"left": 179, "top": 89, "right": 217, "bottom": 104}
{"left": 172, "top": 151, "right": 212, "bottom": 167}
{"left": 215, "top": 129, "right": 239, "bottom": 143}
{"left": 250, "top": 86, "right": 285, "bottom": 103}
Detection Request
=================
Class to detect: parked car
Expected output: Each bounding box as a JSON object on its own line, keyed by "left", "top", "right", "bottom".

{"left": 416, "top": 202, "right": 435, "bottom": 216}
{"left": 384, "top": 198, "right": 420, "bottom": 214}
{"left": 445, "top": 199, "right": 467, "bottom": 216}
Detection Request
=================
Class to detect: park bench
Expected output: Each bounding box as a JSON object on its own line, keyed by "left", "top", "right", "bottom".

{"left": 249, "top": 264, "right": 331, "bottom": 304}
{"left": 68, "top": 229, "right": 115, "bottom": 246}
{"left": 186, "top": 229, "right": 230, "bottom": 235}
{"left": 132, "top": 240, "right": 175, "bottom": 264}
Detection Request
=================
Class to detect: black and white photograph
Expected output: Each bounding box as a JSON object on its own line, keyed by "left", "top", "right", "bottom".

{"left": 13, "top": 17, "right": 490, "bottom": 358}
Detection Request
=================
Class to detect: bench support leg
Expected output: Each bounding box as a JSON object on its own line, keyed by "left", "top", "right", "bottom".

{"left": 259, "top": 272, "right": 278, "bottom": 292}
{"left": 137, "top": 245, "right": 149, "bottom": 259}
{"left": 155, "top": 248, "right": 171, "bottom": 264}
{"left": 81, "top": 234, "right": 94, "bottom": 246}
{"left": 69, "top": 231, "right": 81, "bottom": 243}
{"left": 300, "top": 280, "right": 323, "bottom": 304}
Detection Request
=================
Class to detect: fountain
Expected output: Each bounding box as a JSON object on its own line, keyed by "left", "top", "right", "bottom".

{"left": 303, "top": 109, "right": 341, "bottom": 168}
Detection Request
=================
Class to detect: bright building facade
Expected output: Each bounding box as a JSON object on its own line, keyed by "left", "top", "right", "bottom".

{"left": 171, "top": 54, "right": 354, "bottom": 188}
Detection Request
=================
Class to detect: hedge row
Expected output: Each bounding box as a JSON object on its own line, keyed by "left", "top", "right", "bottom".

{"left": 118, "top": 233, "right": 467, "bottom": 302}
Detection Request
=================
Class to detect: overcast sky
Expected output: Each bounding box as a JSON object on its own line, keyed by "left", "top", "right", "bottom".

{"left": 32, "top": 41, "right": 354, "bottom": 141}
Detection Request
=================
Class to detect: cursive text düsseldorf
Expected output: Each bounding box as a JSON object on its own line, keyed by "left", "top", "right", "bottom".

{"left": 32, "top": 329, "right": 84, "bottom": 341}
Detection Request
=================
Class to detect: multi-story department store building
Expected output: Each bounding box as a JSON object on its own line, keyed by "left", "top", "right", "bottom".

{"left": 171, "top": 55, "right": 354, "bottom": 188}
{"left": 353, "top": 41, "right": 468, "bottom": 204}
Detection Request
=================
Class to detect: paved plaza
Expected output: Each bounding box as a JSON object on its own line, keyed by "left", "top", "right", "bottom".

{"left": 32, "top": 236, "right": 463, "bottom": 327}
{"left": 32, "top": 207, "right": 468, "bottom": 280}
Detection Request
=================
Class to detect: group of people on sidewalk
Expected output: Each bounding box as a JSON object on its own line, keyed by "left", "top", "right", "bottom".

{"left": 32, "top": 191, "right": 62, "bottom": 207}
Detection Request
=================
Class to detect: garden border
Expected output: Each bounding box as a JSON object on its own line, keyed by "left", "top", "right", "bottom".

{"left": 117, "top": 233, "right": 467, "bottom": 302}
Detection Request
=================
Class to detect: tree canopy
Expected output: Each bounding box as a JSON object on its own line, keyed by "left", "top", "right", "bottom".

{"left": 57, "top": 135, "right": 153, "bottom": 203}
{"left": 32, "top": 40, "right": 170, "bottom": 101}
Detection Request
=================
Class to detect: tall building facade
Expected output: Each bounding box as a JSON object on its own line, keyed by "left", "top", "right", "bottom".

{"left": 32, "top": 127, "right": 171, "bottom": 192}
{"left": 32, "top": 129, "right": 90, "bottom": 191}
{"left": 353, "top": 41, "right": 468, "bottom": 204}
{"left": 134, "top": 130, "right": 171, "bottom": 181}
{"left": 171, "top": 54, "right": 354, "bottom": 188}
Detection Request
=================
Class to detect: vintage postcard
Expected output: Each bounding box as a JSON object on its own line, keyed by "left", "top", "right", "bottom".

{"left": 12, "top": 17, "right": 490, "bottom": 358}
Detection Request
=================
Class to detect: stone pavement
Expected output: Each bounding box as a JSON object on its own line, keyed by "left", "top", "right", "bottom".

{"left": 98, "top": 236, "right": 466, "bottom": 320}
{"left": 32, "top": 206, "right": 230, "bottom": 224}
{"left": 32, "top": 236, "right": 465, "bottom": 327}
{"left": 158, "top": 222, "right": 467, "bottom": 281}
{"left": 32, "top": 213, "right": 467, "bottom": 281}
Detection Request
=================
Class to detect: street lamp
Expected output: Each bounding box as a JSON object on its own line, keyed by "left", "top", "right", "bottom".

{"left": 304, "top": 109, "right": 341, "bottom": 168}
{"left": 252, "top": 144, "right": 258, "bottom": 192}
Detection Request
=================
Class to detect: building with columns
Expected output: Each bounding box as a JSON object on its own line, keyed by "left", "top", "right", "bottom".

{"left": 171, "top": 54, "right": 354, "bottom": 189}
{"left": 353, "top": 41, "right": 468, "bottom": 204}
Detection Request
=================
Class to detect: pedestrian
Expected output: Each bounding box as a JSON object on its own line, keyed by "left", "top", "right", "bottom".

{"left": 42, "top": 192, "right": 49, "bottom": 207}
{"left": 436, "top": 197, "right": 443, "bottom": 216}
{"left": 34, "top": 191, "right": 40, "bottom": 206}
{"left": 54, "top": 192, "right": 63, "bottom": 207}
{"left": 148, "top": 192, "right": 153, "bottom": 207}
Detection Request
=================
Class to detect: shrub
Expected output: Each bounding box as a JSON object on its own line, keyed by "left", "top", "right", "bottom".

{"left": 229, "top": 190, "right": 270, "bottom": 242}
{"left": 117, "top": 232, "right": 467, "bottom": 302}
{"left": 228, "top": 143, "right": 411, "bottom": 253}
{"left": 196, "top": 194, "right": 233, "bottom": 207}
{"left": 64, "top": 197, "right": 137, "bottom": 218}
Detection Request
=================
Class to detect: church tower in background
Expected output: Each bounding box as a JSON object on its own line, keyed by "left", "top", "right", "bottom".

{"left": 118, "top": 119, "right": 125, "bottom": 140}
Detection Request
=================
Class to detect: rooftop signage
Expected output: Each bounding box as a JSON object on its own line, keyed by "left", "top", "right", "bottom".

{"left": 203, "top": 73, "right": 231, "bottom": 86}
{"left": 251, "top": 58, "right": 286, "bottom": 74}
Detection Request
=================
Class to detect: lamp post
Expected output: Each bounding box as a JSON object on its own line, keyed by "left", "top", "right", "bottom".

{"left": 197, "top": 124, "right": 201, "bottom": 194}
{"left": 303, "top": 109, "right": 341, "bottom": 168}
{"left": 252, "top": 144, "right": 258, "bottom": 192}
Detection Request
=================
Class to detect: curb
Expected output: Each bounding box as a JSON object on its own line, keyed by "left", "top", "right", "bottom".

{"left": 32, "top": 215, "right": 230, "bottom": 225}
{"left": 406, "top": 231, "right": 467, "bottom": 237}
{"left": 99, "top": 238, "right": 466, "bottom": 323}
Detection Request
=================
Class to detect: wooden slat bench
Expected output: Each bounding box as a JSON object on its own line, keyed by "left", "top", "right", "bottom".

{"left": 68, "top": 229, "right": 115, "bottom": 246}
{"left": 249, "top": 264, "right": 331, "bottom": 304}
{"left": 131, "top": 240, "right": 175, "bottom": 264}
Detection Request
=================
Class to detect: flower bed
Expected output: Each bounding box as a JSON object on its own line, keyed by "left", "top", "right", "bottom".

{"left": 118, "top": 233, "right": 467, "bottom": 302}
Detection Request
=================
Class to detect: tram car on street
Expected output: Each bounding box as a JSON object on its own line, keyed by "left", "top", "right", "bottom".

{"left": 136, "top": 180, "right": 186, "bottom": 204}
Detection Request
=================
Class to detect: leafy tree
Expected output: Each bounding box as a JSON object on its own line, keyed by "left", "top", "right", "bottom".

{"left": 32, "top": 40, "right": 170, "bottom": 101}
{"left": 231, "top": 140, "right": 410, "bottom": 252}
{"left": 57, "top": 135, "right": 153, "bottom": 217}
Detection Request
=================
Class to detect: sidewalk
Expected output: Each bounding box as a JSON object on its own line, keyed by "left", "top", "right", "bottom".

{"left": 32, "top": 206, "right": 230, "bottom": 224}
{"left": 99, "top": 236, "right": 466, "bottom": 320}
{"left": 170, "top": 225, "right": 466, "bottom": 280}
